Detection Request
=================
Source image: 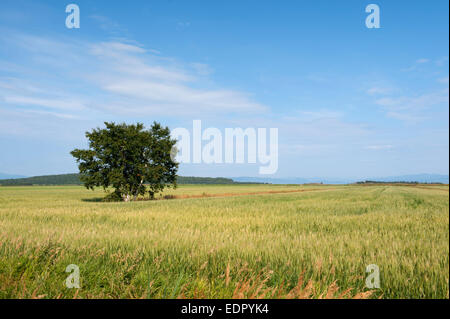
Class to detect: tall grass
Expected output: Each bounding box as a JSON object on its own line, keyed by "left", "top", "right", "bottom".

{"left": 0, "top": 184, "right": 448, "bottom": 298}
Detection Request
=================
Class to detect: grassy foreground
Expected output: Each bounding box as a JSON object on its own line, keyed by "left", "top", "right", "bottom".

{"left": 0, "top": 184, "right": 448, "bottom": 299}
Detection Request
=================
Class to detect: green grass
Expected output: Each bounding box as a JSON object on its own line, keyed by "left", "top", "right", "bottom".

{"left": 0, "top": 184, "right": 448, "bottom": 298}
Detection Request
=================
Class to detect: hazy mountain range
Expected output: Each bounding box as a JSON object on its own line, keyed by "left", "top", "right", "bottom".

{"left": 232, "top": 174, "right": 449, "bottom": 184}
{"left": 0, "top": 173, "right": 27, "bottom": 180}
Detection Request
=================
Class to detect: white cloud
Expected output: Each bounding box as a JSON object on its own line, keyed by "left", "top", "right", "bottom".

{"left": 375, "top": 90, "right": 448, "bottom": 110}
{"left": 89, "top": 42, "right": 193, "bottom": 82}
{"left": 19, "top": 109, "right": 80, "bottom": 119}
{"left": 385, "top": 112, "right": 425, "bottom": 122}
{"left": 101, "top": 81, "right": 266, "bottom": 115}
{"left": 4, "top": 96, "right": 87, "bottom": 111}
{"left": 87, "top": 41, "right": 267, "bottom": 115}
{"left": 0, "top": 33, "right": 267, "bottom": 118}
{"left": 375, "top": 89, "right": 449, "bottom": 122}
{"left": 101, "top": 41, "right": 146, "bottom": 53}
{"left": 401, "top": 58, "right": 432, "bottom": 71}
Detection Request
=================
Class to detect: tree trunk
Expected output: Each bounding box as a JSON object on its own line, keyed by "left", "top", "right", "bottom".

{"left": 133, "top": 179, "right": 144, "bottom": 201}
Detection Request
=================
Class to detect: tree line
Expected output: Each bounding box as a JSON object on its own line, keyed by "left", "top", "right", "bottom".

{"left": 0, "top": 173, "right": 237, "bottom": 186}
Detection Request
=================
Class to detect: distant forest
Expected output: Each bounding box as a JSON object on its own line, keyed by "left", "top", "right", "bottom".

{"left": 0, "top": 174, "right": 239, "bottom": 186}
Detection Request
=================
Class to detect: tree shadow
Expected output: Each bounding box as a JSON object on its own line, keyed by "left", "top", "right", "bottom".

{"left": 81, "top": 195, "right": 176, "bottom": 202}
{"left": 81, "top": 197, "right": 105, "bottom": 202}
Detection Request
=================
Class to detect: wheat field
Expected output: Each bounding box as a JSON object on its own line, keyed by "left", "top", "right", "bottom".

{"left": 0, "top": 184, "right": 448, "bottom": 299}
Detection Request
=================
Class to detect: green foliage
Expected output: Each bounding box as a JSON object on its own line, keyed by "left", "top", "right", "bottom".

{"left": 70, "top": 122, "right": 178, "bottom": 201}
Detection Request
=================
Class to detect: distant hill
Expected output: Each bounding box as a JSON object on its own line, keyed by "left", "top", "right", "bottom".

{"left": 177, "top": 176, "right": 236, "bottom": 184}
{"left": 232, "top": 177, "right": 351, "bottom": 184}
{"left": 0, "top": 173, "right": 27, "bottom": 180}
{"left": 365, "top": 174, "right": 449, "bottom": 184}
{"left": 2, "top": 173, "right": 447, "bottom": 186}
{"left": 233, "top": 174, "right": 449, "bottom": 185}
{"left": 0, "top": 174, "right": 81, "bottom": 186}
{"left": 0, "top": 173, "right": 237, "bottom": 186}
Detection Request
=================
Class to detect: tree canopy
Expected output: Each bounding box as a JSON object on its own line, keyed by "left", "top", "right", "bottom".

{"left": 71, "top": 122, "right": 178, "bottom": 201}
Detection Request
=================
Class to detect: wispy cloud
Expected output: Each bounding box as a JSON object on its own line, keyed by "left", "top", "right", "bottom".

{"left": 416, "top": 58, "right": 430, "bottom": 64}
{"left": 0, "top": 76, "right": 88, "bottom": 119}
{"left": 402, "top": 57, "right": 448, "bottom": 72}
{"left": 4, "top": 96, "right": 87, "bottom": 111}
{"left": 375, "top": 90, "right": 448, "bottom": 110}
{"left": 0, "top": 32, "right": 267, "bottom": 119}
{"left": 374, "top": 89, "right": 449, "bottom": 122}
{"left": 402, "top": 58, "right": 431, "bottom": 72}
{"left": 89, "top": 14, "right": 130, "bottom": 37}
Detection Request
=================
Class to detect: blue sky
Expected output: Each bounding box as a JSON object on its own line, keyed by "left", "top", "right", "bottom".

{"left": 0, "top": 0, "right": 448, "bottom": 178}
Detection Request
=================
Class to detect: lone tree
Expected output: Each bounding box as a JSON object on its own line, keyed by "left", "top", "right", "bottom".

{"left": 71, "top": 122, "right": 178, "bottom": 201}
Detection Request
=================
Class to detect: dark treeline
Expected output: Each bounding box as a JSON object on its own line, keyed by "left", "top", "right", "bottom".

{"left": 0, "top": 174, "right": 81, "bottom": 186}
{"left": 0, "top": 174, "right": 240, "bottom": 186}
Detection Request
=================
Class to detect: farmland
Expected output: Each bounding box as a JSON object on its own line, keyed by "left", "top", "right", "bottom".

{"left": 0, "top": 184, "right": 448, "bottom": 298}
